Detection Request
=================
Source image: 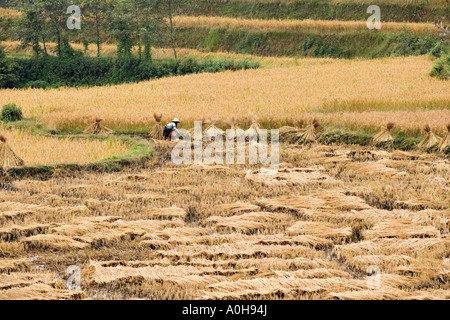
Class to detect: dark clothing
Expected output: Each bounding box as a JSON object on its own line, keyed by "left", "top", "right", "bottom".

{"left": 163, "top": 122, "right": 180, "bottom": 141}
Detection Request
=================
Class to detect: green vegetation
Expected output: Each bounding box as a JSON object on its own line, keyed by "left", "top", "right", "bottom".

{"left": 175, "top": 28, "right": 441, "bottom": 58}
{"left": 2, "top": 54, "right": 259, "bottom": 88}
{"left": 9, "top": 0, "right": 196, "bottom": 60}
{"left": 0, "top": 45, "right": 18, "bottom": 88}
{"left": 430, "top": 53, "right": 450, "bottom": 80}
{"left": 182, "top": 0, "right": 449, "bottom": 23}
{"left": 1, "top": 103, "right": 23, "bottom": 122}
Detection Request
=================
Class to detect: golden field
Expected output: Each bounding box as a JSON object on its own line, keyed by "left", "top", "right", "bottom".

{"left": 0, "top": 55, "right": 448, "bottom": 133}
{"left": 0, "top": 0, "right": 448, "bottom": 303}
{"left": 173, "top": 15, "right": 437, "bottom": 34}
{"left": 0, "top": 128, "right": 130, "bottom": 166}
{"left": 0, "top": 8, "right": 439, "bottom": 34}
{"left": 0, "top": 142, "right": 448, "bottom": 299}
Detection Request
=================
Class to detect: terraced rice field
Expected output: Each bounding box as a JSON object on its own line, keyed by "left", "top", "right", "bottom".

{"left": 0, "top": 142, "right": 448, "bottom": 300}
{"left": 0, "top": 55, "right": 448, "bottom": 133}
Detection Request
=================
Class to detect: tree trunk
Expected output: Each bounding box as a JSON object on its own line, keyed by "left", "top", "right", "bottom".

{"left": 137, "top": 26, "right": 142, "bottom": 59}
{"left": 57, "top": 29, "right": 61, "bottom": 57}
{"left": 168, "top": 0, "right": 177, "bottom": 59}
{"left": 42, "top": 35, "right": 48, "bottom": 55}
{"left": 96, "top": 16, "right": 101, "bottom": 57}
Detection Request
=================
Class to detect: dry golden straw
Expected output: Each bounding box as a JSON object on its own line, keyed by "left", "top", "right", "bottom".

{"left": 0, "top": 134, "right": 24, "bottom": 170}
{"left": 438, "top": 124, "right": 450, "bottom": 152}
{"left": 150, "top": 112, "right": 164, "bottom": 140}
{"left": 173, "top": 16, "right": 437, "bottom": 35}
{"left": 373, "top": 122, "right": 395, "bottom": 145}
{"left": 418, "top": 125, "right": 442, "bottom": 150}
{"left": 299, "top": 119, "right": 321, "bottom": 143}
{"left": 0, "top": 56, "right": 448, "bottom": 132}
{"left": 83, "top": 118, "right": 113, "bottom": 135}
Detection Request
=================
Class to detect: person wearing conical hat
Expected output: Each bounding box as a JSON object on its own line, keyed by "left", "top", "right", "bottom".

{"left": 163, "top": 118, "right": 181, "bottom": 141}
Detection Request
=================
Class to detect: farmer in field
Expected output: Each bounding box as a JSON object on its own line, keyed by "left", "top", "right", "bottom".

{"left": 163, "top": 118, "right": 181, "bottom": 141}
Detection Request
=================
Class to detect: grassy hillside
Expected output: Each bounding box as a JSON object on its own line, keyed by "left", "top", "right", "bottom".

{"left": 174, "top": 26, "right": 440, "bottom": 58}
{"left": 181, "top": 0, "right": 449, "bottom": 23}
{"left": 1, "top": 7, "right": 445, "bottom": 59}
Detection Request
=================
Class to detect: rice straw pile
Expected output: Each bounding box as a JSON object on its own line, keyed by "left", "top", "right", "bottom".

{"left": 150, "top": 112, "right": 164, "bottom": 140}
{"left": 83, "top": 118, "right": 113, "bottom": 135}
{"left": 188, "top": 118, "right": 210, "bottom": 138}
{"left": 204, "top": 120, "right": 225, "bottom": 139}
{"left": 245, "top": 117, "right": 261, "bottom": 139}
{"left": 298, "top": 119, "right": 321, "bottom": 143}
{"left": 373, "top": 122, "right": 395, "bottom": 145}
{"left": 418, "top": 125, "right": 441, "bottom": 150}
{"left": 225, "top": 115, "right": 244, "bottom": 140}
{"left": 0, "top": 134, "right": 24, "bottom": 170}
{"left": 279, "top": 126, "right": 306, "bottom": 143}
{"left": 438, "top": 124, "right": 450, "bottom": 152}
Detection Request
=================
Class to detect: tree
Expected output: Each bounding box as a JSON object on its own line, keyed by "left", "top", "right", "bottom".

{"left": 10, "top": 0, "right": 50, "bottom": 56}
{"left": 134, "top": 0, "right": 165, "bottom": 60}
{"left": 82, "top": 0, "right": 110, "bottom": 57}
{"left": 163, "top": 0, "right": 195, "bottom": 60}
{"left": 15, "top": 10, "right": 46, "bottom": 56}
{"left": 0, "top": 45, "right": 18, "bottom": 88}
{"left": 107, "top": 0, "right": 135, "bottom": 58}
{"left": 108, "top": 0, "right": 164, "bottom": 60}
{"left": 41, "top": 0, "right": 71, "bottom": 57}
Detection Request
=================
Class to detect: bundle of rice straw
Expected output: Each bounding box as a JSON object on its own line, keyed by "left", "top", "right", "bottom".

{"left": 438, "top": 124, "right": 450, "bottom": 152}
{"left": 298, "top": 119, "right": 321, "bottom": 143}
{"left": 418, "top": 125, "right": 442, "bottom": 150}
{"left": 245, "top": 116, "right": 261, "bottom": 139}
{"left": 83, "top": 118, "right": 113, "bottom": 135}
{"left": 225, "top": 115, "right": 244, "bottom": 140}
{"left": 204, "top": 120, "right": 225, "bottom": 140}
{"left": 188, "top": 118, "right": 210, "bottom": 138}
{"left": 0, "top": 134, "right": 24, "bottom": 170}
{"left": 373, "top": 122, "right": 395, "bottom": 145}
{"left": 279, "top": 126, "right": 306, "bottom": 143}
{"left": 149, "top": 112, "right": 164, "bottom": 140}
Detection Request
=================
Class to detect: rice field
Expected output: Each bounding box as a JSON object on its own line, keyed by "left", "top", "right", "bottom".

{"left": 0, "top": 142, "right": 448, "bottom": 300}
{"left": 0, "top": 128, "right": 130, "bottom": 166}
{"left": 0, "top": 55, "right": 448, "bottom": 133}
{"left": 0, "top": 0, "right": 449, "bottom": 302}
{"left": 172, "top": 15, "right": 438, "bottom": 34}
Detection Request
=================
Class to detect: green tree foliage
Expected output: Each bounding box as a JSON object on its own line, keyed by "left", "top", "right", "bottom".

{"left": 107, "top": 0, "right": 136, "bottom": 58}
{"left": 0, "top": 45, "right": 19, "bottom": 88}
{"left": 11, "top": 0, "right": 73, "bottom": 57}
{"left": 1, "top": 103, "right": 23, "bottom": 123}
{"left": 430, "top": 53, "right": 450, "bottom": 80}
{"left": 82, "top": 0, "right": 111, "bottom": 57}
{"left": 41, "top": 0, "right": 71, "bottom": 57}
{"left": 11, "top": 0, "right": 49, "bottom": 55}
{"left": 163, "top": 0, "right": 196, "bottom": 59}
